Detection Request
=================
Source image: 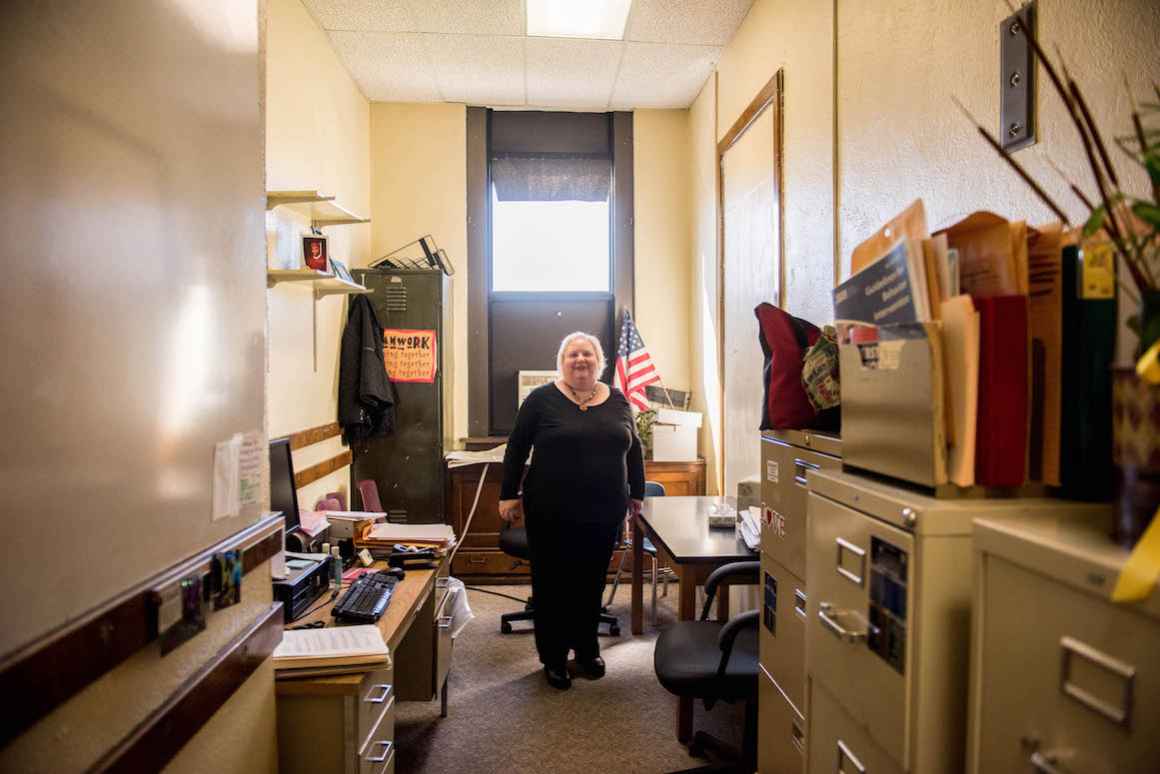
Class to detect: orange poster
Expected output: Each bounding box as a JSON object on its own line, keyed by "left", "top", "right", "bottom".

{"left": 382, "top": 329, "right": 437, "bottom": 383}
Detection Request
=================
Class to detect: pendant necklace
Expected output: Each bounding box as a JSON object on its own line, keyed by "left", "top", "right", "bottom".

{"left": 567, "top": 383, "right": 597, "bottom": 411}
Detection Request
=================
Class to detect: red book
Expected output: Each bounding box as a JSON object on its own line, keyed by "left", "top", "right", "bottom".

{"left": 974, "top": 296, "right": 1028, "bottom": 487}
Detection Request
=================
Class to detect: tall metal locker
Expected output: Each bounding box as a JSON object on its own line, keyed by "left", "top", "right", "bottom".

{"left": 351, "top": 267, "right": 453, "bottom": 524}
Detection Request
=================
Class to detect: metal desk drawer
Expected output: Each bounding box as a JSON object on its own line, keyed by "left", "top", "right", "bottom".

{"left": 808, "top": 678, "right": 905, "bottom": 774}
{"left": 356, "top": 665, "right": 395, "bottom": 756}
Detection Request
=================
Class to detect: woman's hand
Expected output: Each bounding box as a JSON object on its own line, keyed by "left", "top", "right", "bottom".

{"left": 498, "top": 498, "right": 524, "bottom": 524}
{"left": 628, "top": 498, "right": 644, "bottom": 518}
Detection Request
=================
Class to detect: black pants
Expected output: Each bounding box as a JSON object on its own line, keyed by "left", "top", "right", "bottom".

{"left": 525, "top": 508, "right": 621, "bottom": 667}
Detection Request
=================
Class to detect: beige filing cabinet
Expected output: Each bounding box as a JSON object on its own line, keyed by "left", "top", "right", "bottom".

{"left": 969, "top": 513, "right": 1160, "bottom": 774}
{"left": 804, "top": 469, "right": 1104, "bottom": 774}
{"left": 759, "top": 430, "right": 841, "bottom": 774}
{"left": 277, "top": 661, "right": 397, "bottom": 774}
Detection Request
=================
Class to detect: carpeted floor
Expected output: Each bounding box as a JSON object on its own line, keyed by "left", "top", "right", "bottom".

{"left": 394, "top": 582, "right": 744, "bottom": 773}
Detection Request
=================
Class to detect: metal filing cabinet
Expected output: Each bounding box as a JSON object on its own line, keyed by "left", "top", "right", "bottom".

{"left": 969, "top": 513, "right": 1160, "bottom": 774}
{"left": 759, "top": 430, "right": 840, "bottom": 773}
{"left": 804, "top": 469, "right": 1105, "bottom": 773}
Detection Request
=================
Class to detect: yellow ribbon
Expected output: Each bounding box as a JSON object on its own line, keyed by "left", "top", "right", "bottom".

{"left": 1112, "top": 507, "right": 1160, "bottom": 602}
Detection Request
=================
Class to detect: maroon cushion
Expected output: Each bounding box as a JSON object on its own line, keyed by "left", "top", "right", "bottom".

{"left": 755, "top": 303, "right": 820, "bottom": 430}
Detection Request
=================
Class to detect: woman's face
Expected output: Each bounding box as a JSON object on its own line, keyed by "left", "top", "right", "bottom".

{"left": 561, "top": 339, "right": 598, "bottom": 385}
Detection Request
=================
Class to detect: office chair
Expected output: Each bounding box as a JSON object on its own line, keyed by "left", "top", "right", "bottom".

{"left": 653, "top": 561, "right": 760, "bottom": 773}
{"left": 498, "top": 521, "right": 622, "bottom": 636}
{"left": 605, "top": 481, "right": 670, "bottom": 625}
{"left": 357, "top": 479, "right": 384, "bottom": 513}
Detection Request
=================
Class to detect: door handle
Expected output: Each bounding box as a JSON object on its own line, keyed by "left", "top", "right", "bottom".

{"left": 818, "top": 602, "right": 867, "bottom": 643}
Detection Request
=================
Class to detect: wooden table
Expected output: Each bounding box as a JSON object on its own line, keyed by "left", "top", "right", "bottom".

{"left": 631, "top": 496, "right": 757, "bottom": 743}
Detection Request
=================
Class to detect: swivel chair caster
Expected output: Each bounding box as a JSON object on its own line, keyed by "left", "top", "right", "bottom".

{"left": 500, "top": 621, "right": 513, "bottom": 634}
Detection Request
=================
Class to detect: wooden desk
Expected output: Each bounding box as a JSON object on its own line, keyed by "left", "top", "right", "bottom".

{"left": 632, "top": 496, "right": 757, "bottom": 743}
{"left": 275, "top": 558, "right": 452, "bottom": 774}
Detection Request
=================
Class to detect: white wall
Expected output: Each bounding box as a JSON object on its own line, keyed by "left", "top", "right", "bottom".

{"left": 266, "top": 0, "right": 371, "bottom": 507}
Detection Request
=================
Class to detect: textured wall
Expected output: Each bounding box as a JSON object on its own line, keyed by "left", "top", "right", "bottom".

{"left": 634, "top": 109, "right": 694, "bottom": 393}
{"left": 689, "top": 75, "right": 723, "bottom": 494}
{"left": 266, "top": 0, "right": 371, "bottom": 507}
{"left": 837, "top": 0, "right": 1159, "bottom": 358}
{"left": 717, "top": 0, "right": 836, "bottom": 326}
{"left": 369, "top": 102, "right": 468, "bottom": 441}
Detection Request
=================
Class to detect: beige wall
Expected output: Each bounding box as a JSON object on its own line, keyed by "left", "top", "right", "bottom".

{"left": 369, "top": 102, "right": 468, "bottom": 442}
{"left": 689, "top": 0, "right": 1160, "bottom": 486}
{"left": 266, "top": 0, "right": 371, "bottom": 507}
{"left": 634, "top": 109, "right": 694, "bottom": 393}
{"left": 689, "top": 76, "right": 722, "bottom": 494}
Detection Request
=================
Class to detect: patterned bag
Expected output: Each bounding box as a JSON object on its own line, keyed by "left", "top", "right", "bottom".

{"left": 801, "top": 325, "right": 840, "bottom": 411}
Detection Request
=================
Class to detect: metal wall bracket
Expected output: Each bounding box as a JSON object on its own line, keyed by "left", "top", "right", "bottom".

{"left": 1000, "top": 1, "right": 1037, "bottom": 151}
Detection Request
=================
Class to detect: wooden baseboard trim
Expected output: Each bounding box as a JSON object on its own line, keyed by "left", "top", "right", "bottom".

{"left": 0, "top": 515, "right": 283, "bottom": 747}
{"left": 91, "top": 602, "right": 284, "bottom": 773}
{"left": 294, "top": 450, "right": 352, "bottom": 490}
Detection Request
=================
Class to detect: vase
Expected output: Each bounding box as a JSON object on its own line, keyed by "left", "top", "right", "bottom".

{"left": 1112, "top": 367, "right": 1160, "bottom": 547}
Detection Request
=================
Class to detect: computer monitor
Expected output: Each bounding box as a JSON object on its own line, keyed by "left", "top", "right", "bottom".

{"left": 269, "top": 437, "right": 300, "bottom": 536}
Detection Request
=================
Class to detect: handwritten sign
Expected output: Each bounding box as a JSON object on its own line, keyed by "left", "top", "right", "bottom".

{"left": 383, "top": 328, "right": 437, "bottom": 383}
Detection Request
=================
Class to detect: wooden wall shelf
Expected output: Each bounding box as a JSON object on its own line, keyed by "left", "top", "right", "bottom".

{"left": 266, "top": 269, "right": 371, "bottom": 298}
{"left": 266, "top": 190, "right": 369, "bottom": 228}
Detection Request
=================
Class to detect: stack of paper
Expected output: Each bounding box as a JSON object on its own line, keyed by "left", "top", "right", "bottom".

{"left": 273, "top": 625, "right": 389, "bottom": 673}
{"left": 356, "top": 523, "right": 456, "bottom": 553}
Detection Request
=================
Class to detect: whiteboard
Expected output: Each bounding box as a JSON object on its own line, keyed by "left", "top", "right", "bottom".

{"left": 0, "top": 1, "right": 267, "bottom": 657}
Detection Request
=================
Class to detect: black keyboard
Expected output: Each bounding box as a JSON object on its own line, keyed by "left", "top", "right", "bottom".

{"left": 333, "top": 571, "right": 396, "bottom": 623}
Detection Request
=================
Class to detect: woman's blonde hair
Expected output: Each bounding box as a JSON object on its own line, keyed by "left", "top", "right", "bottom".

{"left": 556, "top": 331, "right": 607, "bottom": 378}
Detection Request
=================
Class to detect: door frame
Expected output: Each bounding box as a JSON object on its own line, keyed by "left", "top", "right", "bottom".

{"left": 715, "top": 70, "right": 785, "bottom": 494}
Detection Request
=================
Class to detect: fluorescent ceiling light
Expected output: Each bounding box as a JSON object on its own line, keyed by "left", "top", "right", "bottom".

{"left": 526, "top": 0, "right": 632, "bottom": 41}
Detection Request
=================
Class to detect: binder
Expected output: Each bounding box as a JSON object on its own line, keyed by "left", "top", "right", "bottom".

{"left": 974, "top": 295, "right": 1028, "bottom": 487}
{"left": 1058, "top": 243, "right": 1115, "bottom": 500}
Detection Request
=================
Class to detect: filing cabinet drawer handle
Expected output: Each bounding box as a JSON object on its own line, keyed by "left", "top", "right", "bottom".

{"left": 1059, "top": 636, "right": 1135, "bottom": 728}
{"left": 793, "top": 588, "right": 807, "bottom": 620}
{"left": 791, "top": 716, "right": 805, "bottom": 754}
{"left": 1029, "top": 751, "right": 1068, "bottom": 774}
{"left": 364, "top": 683, "right": 393, "bottom": 704}
{"left": 836, "top": 739, "right": 866, "bottom": 773}
{"left": 438, "top": 615, "right": 454, "bottom": 629}
{"left": 818, "top": 603, "right": 866, "bottom": 643}
{"left": 835, "top": 537, "right": 865, "bottom": 586}
{"left": 793, "top": 457, "right": 820, "bottom": 487}
{"left": 367, "top": 740, "right": 393, "bottom": 764}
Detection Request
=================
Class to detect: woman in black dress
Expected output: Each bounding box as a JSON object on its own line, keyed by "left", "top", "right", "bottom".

{"left": 499, "top": 332, "right": 645, "bottom": 690}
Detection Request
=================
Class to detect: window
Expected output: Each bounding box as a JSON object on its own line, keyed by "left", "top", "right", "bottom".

{"left": 491, "top": 191, "right": 610, "bottom": 292}
{"left": 467, "top": 109, "right": 634, "bottom": 436}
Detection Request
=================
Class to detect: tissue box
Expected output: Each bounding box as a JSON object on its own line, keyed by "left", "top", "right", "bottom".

{"left": 651, "top": 409, "right": 702, "bottom": 462}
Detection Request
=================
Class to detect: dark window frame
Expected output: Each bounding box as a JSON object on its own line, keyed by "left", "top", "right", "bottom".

{"left": 466, "top": 108, "right": 634, "bottom": 438}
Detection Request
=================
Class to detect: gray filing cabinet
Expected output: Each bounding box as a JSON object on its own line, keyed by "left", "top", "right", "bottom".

{"left": 969, "top": 513, "right": 1160, "bottom": 774}
{"left": 759, "top": 430, "right": 841, "bottom": 774}
{"left": 804, "top": 469, "right": 1104, "bottom": 774}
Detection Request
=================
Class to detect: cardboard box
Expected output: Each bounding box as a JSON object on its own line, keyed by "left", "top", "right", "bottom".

{"left": 651, "top": 409, "right": 702, "bottom": 462}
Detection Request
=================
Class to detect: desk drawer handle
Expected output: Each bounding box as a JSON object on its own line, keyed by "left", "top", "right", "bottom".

{"left": 1060, "top": 636, "right": 1135, "bottom": 728}
{"left": 438, "top": 615, "right": 454, "bottom": 630}
{"left": 366, "top": 740, "right": 393, "bottom": 764}
{"left": 794, "top": 588, "right": 807, "bottom": 620}
{"left": 794, "top": 457, "right": 820, "bottom": 487}
{"left": 818, "top": 603, "right": 866, "bottom": 644}
{"left": 436, "top": 576, "right": 450, "bottom": 589}
{"left": 836, "top": 739, "right": 866, "bottom": 773}
{"left": 364, "top": 683, "right": 393, "bottom": 704}
{"left": 466, "top": 556, "right": 486, "bottom": 565}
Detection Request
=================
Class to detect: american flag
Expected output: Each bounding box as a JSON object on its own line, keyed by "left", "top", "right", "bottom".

{"left": 614, "top": 309, "right": 661, "bottom": 412}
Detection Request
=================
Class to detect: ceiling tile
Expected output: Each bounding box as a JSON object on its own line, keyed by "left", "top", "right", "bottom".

{"left": 625, "top": 0, "right": 753, "bottom": 45}
{"left": 403, "top": 0, "right": 523, "bottom": 36}
{"left": 328, "top": 32, "right": 442, "bottom": 102}
{"left": 424, "top": 34, "right": 525, "bottom": 106}
{"left": 610, "top": 42, "right": 719, "bottom": 109}
{"left": 300, "top": 0, "right": 413, "bottom": 32}
{"left": 526, "top": 37, "right": 623, "bottom": 109}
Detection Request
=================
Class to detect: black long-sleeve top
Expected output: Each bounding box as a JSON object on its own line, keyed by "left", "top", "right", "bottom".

{"left": 501, "top": 384, "right": 646, "bottom": 516}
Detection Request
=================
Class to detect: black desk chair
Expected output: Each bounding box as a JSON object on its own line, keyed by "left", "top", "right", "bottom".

{"left": 653, "top": 561, "right": 760, "bottom": 773}
{"left": 498, "top": 522, "right": 620, "bottom": 636}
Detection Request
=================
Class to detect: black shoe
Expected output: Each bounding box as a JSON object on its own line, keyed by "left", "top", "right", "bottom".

{"left": 544, "top": 664, "right": 572, "bottom": 690}
{"left": 576, "top": 656, "right": 606, "bottom": 679}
